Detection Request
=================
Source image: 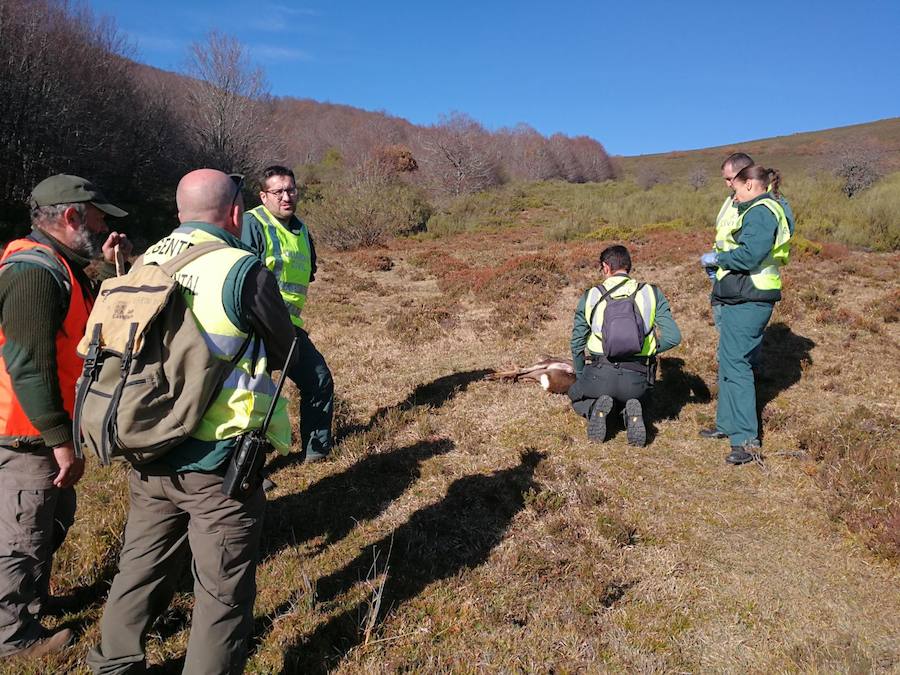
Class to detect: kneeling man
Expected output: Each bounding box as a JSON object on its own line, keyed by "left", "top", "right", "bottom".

{"left": 568, "top": 245, "right": 681, "bottom": 446}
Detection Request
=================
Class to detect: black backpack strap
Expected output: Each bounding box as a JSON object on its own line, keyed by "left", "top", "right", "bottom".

{"left": 587, "top": 278, "right": 631, "bottom": 327}
{"left": 98, "top": 321, "right": 139, "bottom": 466}
{"left": 71, "top": 322, "right": 103, "bottom": 460}
{"left": 634, "top": 282, "right": 653, "bottom": 336}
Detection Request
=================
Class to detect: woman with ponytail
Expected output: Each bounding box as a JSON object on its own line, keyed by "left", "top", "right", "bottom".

{"left": 698, "top": 165, "right": 794, "bottom": 465}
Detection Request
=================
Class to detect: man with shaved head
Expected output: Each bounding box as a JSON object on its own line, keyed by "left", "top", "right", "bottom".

{"left": 88, "top": 169, "right": 297, "bottom": 675}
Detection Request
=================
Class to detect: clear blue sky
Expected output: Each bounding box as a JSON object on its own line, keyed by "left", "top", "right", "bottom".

{"left": 88, "top": 0, "right": 899, "bottom": 156}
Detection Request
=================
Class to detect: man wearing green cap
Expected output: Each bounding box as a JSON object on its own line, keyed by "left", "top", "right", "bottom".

{"left": 0, "top": 174, "right": 130, "bottom": 659}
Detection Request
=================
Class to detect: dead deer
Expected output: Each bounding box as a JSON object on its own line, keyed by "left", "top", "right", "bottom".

{"left": 485, "top": 357, "right": 576, "bottom": 395}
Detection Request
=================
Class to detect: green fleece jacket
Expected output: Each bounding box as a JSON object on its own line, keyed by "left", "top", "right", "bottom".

{"left": 0, "top": 229, "right": 116, "bottom": 448}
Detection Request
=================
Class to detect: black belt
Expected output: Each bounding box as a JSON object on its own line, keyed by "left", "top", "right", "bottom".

{"left": 587, "top": 354, "right": 655, "bottom": 375}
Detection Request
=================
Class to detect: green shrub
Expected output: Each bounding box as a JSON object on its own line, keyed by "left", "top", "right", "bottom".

{"left": 301, "top": 176, "right": 431, "bottom": 250}
{"left": 415, "top": 169, "right": 900, "bottom": 251}
{"left": 790, "top": 234, "right": 823, "bottom": 258}
{"left": 586, "top": 224, "right": 636, "bottom": 241}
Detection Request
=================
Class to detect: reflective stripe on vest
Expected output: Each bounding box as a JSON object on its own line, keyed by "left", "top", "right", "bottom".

{"left": 714, "top": 195, "right": 739, "bottom": 252}
{"left": 715, "top": 197, "right": 792, "bottom": 291}
{"left": 247, "top": 205, "right": 312, "bottom": 329}
{"left": 0, "top": 240, "right": 92, "bottom": 441}
{"left": 141, "top": 227, "right": 291, "bottom": 453}
{"left": 584, "top": 276, "right": 658, "bottom": 356}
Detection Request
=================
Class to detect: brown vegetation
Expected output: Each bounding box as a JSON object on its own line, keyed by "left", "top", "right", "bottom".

{"left": 12, "top": 224, "right": 899, "bottom": 674}
{"left": 798, "top": 407, "right": 900, "bottom": 559}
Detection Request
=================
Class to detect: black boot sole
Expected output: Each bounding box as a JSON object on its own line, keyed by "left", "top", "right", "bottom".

{"left": 587, "top": 396, "right": 613, "bottom": 442}
{"left": 625, "top": 399, "right": 646, "bottom": 447}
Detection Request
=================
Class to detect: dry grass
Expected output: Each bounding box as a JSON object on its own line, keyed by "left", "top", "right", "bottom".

{"left": 8, "top": 227, "right": 900, "bottom": 673}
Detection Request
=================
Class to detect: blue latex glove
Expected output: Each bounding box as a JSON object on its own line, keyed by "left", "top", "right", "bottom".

{"left": 700, "top": 251, "right": 718, "bottom": 267}
{"left": 705, "top": 266, "right": 717, "bottom": 280}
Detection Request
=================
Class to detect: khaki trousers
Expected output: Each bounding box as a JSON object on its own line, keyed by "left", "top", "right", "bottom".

{"left": 0, "top": 445, "right": 75, "bottom": 656}
{"left": 87, "top": 468, "right": 264, "bottom": 675}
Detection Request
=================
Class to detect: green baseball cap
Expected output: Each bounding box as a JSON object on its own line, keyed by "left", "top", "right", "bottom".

{"left": 30, "top": 174, "right": 128, "bottom": 218}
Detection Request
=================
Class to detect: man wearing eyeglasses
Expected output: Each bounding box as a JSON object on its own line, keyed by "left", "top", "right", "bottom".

{"left": 242, "top": 165, "right": 334, "bottom": 463}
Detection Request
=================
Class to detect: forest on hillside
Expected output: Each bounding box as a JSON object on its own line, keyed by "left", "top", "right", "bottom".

{"left": 0, "top": 0, "right": 613, "bottom": 245}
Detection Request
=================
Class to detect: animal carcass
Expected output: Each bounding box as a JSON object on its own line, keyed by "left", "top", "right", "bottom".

{"left": 485, "top": 357, "right": 576, "bottom": 394}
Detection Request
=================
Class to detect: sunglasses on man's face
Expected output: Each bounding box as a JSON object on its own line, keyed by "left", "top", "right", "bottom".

{"left": 229, "top": 174, "right": 245, "bottom": 208}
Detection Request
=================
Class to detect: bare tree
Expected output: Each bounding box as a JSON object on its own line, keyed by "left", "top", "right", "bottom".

{"left": 688, "top": 166, "right": 708, "bottom": 190}
{"left": 829, "top": 142, "right": 883, "bottom": 198}
{"left": 548, "top": 133, "right": 586, "bottom": 183}
{"left": 636, "top": 166, "right": 667, "bottom": 190}
{"left": 498, "top": 124, "right": 561, "bottom": 181}
{"left": 569, "top": 135, "right": 615, "bottom": 182}
{"left": 0, "top": 0, "right": 185, "bottom": 240}
{"left": 420, "top": 113, "right": 503, "bottom": 196}
{"left": 184, "top": 30, "right": 279, "bottom": 175}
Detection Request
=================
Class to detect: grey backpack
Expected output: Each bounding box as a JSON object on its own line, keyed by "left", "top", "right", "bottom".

{"left": 72, "top": 242, "right": 246, "bottom": 466}
{"left": 589, "top": 280, "right": 648, "bottom": 359}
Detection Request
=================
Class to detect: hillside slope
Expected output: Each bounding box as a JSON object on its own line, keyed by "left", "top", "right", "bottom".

{"left": 618, "top": 117, "right": 900, "bottom": 180}
{"left": 17, "top": 226, "right": 899, "bottom": 673}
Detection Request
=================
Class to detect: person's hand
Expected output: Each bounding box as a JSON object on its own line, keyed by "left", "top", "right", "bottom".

{"left": 101, "top": 232, "right": 132, "bottom": 265}
{"left": 700, "top": 251, "right": 718, "bottom": 268}
{"left": 705, "top": 266, "right": 717, "bottom": 280}
{"left": 52, "top": 443, "right": 85, "bottom": 489}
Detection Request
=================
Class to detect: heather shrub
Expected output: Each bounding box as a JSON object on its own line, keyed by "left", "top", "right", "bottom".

{"left": 385, "top": 301, "right": 458, "bottom": 343}
{"left": 798, "top": 407, "right": 900, "bottom": 559}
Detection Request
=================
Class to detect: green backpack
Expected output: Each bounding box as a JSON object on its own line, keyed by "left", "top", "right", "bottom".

{"left": 73, "top": 242, "right": 246, "bottom": 466}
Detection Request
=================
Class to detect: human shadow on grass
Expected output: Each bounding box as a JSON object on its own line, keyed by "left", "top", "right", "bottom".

{"left": 756, "top": 322, "right": 814, "bottom": 408}
{"left": 127, "top": 442, "right": 455, "bottom": 673}
{"left": 755, "top": 322, "right": 815, "bottom": 441}
{"left": 261, "top": 437, "right": 455, "bottom": 559}
{"left": 276, "top": 450, "right": 544, "bottom": 674}
{"left": 264, "top": 369, "right": 489, "bottom": 475}
{"left": 333, "top": 369, "right": 492, "bottom": 444}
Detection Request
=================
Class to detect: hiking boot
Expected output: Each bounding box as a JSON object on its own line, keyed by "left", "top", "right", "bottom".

{"left": 6, "top": 628, "right": 73, "bottom": 659}
{"left": 302, "top": 450, "right": 328, "bottom": 464}
{"left": 624, "top": 399, "right": 646, "bottom": 447}
{"left": 726, "top": 440, "right": 761, "bottom": 466}
{"left": 699, "top": 428, "right": 728, "bottom": 440}
{"left": 587, "top": 395, "right": 613, "bottom": 442}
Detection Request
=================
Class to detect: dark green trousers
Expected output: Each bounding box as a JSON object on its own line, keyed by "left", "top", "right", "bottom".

{"left": 716, "top": 301, "right": 774, "bottom": 446}
{"left": 712, "top": 302, "right": 762, "bottom": 370}
{"left": 288, "top": 327, "right": 334, "bottom": 458}
{"left": 87, "top": 469, "right": 264, "bottom": 675}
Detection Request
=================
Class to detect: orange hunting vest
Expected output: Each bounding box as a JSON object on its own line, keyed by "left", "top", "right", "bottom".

{"left": 0, "top": 239, "right": 92, "bottom": 441}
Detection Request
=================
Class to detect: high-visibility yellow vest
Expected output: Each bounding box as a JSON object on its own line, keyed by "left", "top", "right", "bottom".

{"left": 714, "top": 195, "right": 739, "bottom": 253}
{"left": 246, "top": 205, "right": 312, "bottom": 328}
{"left": 142, "top": 226, "right": 291, "bottom": 453}
{"left": 584, "top": 276, "right": 658, "bottom": 356}
{"left": 715, "top": 197, "right": 792, "bottom": 291}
